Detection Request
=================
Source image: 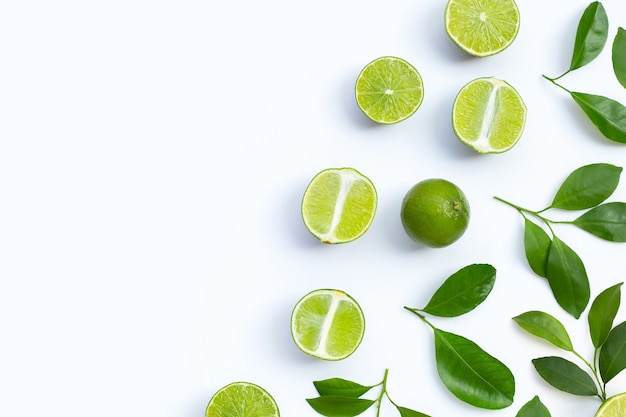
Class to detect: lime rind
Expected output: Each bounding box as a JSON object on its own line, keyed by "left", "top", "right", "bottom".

{"left": 445, "top": 0, "right": 520, "bottom": 57}
{"left": 452, "top": 77, "right": 526, "bottom": 154}
{"left": 355, "top": 56, "right": 424, "bottom": 124}
{"left": 595, "top": 392, "right": 626, "bottom": 417}
{"left": 301, "top": 168, "right": 377, "bottom": 244}
{"left": 206, "top": 382, "right": 280, "bottom": 417}
{"left": 290, "top": 289, "right": 366, "bottom": 361}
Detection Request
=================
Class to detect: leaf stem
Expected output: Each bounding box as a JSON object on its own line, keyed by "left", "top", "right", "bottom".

{"left": 493, "top": 196, "right": 560, "bottom": 233}
{"left": 572, "top": 349, "right": 606, "bottom": 400}
{"left": 374, "top": 368, "right": 389, "bottom": 417}
{"left": 542, "top": 74, "right": 572, "bottom": 94}
{"left": 403, "top": 307, "right": 436, "bottom": 331}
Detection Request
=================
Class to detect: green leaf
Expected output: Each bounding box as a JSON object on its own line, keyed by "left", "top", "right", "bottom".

{"left": 551, "top": 163, "right": 622, "bottom": 210}
{"left": 589, "top": 283, "right": 623, "bottom": 348}
{"left": 570, "top": 92, "right": 626, "bottom": 144}
{"left": 313, "top": 378, "right": 374, "bottom": 398}
{"left": 599, "top": 321, "right": 626, "bottom": 383}
{"left": 532, "top": 356, "right": 598, "bottom": 396}
{"left": 396, "top": 406, "right": 431, "bottom": 417}
{"left": 512, "top": 311, "right": 573, "bottom": 351}
{"left": 574, "top": 202, "right": 626, "bottom": 242}
{"left": 569, "top": 1, "right": 609, "bottom": 71}
{"left": 546, "top": 237, "right": 590, "bottom": 319}
{"left": 524, "top": 219, "right": 552, "bottom": 278}
{"left": 516, "top": 396, "right": 551, "bottom": 417}
{"left": 433, "top": 328, "right": 515, "bottom": 410}
{"left": 613, "top": 27, "right": 626, "bottom": 89}
{"left": 421, "top": 264, "right": 496, "bottom": 317}
{"left": 306, "top": 396, "right": 375, "bottom": 417}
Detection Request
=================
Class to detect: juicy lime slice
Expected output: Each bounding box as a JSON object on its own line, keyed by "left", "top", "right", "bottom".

{"left": 291, "top": 289, "right": 365, "bottom": 361}
{"left": 206, "top": 382, "right": 280, "bottom": 417}
{"left": 445, "top": 0, "right": 520, "bottom": 57}
{"left": 452, "top": 77, "right": 526, "bottom": 154}
{"left": 355, "top": 56, "right": 424, "bottom": 124}
{"left": 595, "top": 393, "right": 626, "bottom": 417}
{"left": 301, "top": 167, "right": 377, "bottom": 244}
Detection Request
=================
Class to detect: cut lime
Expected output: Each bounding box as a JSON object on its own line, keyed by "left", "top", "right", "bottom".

{"left": 445, "top": 0, "right": 520, "bottom": 57}
{"left": 291, "top": 289, "right": 365, "bottom": 361}
{"left": 301, "top": 167, "right": 377, "bottom": 244}
{"left": 452, "top": 77, "right": 526, "bottom": 154}
{"left": 206, "top": 382, "right": 280, "bottom": 417}
{"left": 355, "top": 56, "right": 424, "bottom": 124}
{"left": 595, "top": 393, "right": 626, "bottom": 417}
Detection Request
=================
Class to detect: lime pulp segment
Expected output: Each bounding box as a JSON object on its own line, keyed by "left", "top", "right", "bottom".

{"left": 355, "top": 56, "right": 424, "bottom": 124}
{"left": 595, "top": 393, "right": 626, "bottom": 417}
{"left": 206, "top": 382, "right": 280, "bottom": 417}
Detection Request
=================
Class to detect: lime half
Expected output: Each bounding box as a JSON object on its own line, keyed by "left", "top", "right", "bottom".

{"left": 206, "top": 382, "right": 280, "bottom": 417}
{"left": 355, "top": 56, "right": 424, "bottom": 124}
{"left": 595, "top": 393, "right": 626, "bottom": 417}
{"left": 445, "top": 0, "right": 520, "bottom": 57}
{"left": 291, "top": 289, "right": 365, "bottom": 361}
{"left": 301, "top": 167, "right": 377, "bottom": 244}
{"left": 452, "top": 77, "right": 526, "bottom": 154}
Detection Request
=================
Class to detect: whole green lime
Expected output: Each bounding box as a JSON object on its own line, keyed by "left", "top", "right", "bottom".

{"left": 400, "top": 178, "right": 470, "bottom": 248}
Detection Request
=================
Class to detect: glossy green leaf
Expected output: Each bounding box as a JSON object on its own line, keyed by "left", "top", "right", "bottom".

{"left": 313, "top": 378, "right": 374, "bottom": 398}
{"left": 524, "top": 219, "right": 551, "bottom": 278}
{"left": 613, "top": 27, "right": 626, "bottom": 89}
{"left": 589, "top": 283, "right": 623, "bottom": 348}
{"left": 551, "top": 163, "right": 622, "bottom": 210}
{"left": 306, "top": 396, "right": 375, "bottom": 417}
{"left": 433, "top": 328, "right": 515, "bottom": 410}
{"left": 532, "top": 356, "right": 598, "bottom": 396}
{"left": 421, "top": 264, "right": 496, "bottom": 317}
{"left": 574, "top": 202, "right": 626, "bottom": 242}
{"left": 396, "top": 406, "right": 431, "bottom": 417}
{"left": 546, "top": 237, "right": 590, "bottom": 319}
{"left": 599, "top": 321, "right": 626, "bottom": 383}
{"left": 569, "top": 1, "right": 608, "bottom": 71}
{"left": 512, "top": 311, "right": 573, "bottom": 351}
{"left": 516, "top": 396, "right": 551, "bottom": 417}
{"left": 571, "top": 92, "right": 626, "bottom": 144}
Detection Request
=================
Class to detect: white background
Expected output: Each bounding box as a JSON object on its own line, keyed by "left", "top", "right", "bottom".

{"left": 1, "top": 0, "right": 626, "bottom": 416}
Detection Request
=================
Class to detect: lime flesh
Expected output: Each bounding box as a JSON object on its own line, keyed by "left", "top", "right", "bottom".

{"left": 595, "top": 393, "right": 626, "bottom": 417}
{"left": 452, "top": 77, "right": 526, "bottom": 154}
{"left": 291, "top": 289, "right": 365, "bottom": 361}
{"left": 206, "top": 382, "right": 280, "bottom": 417}
{"left": 355, "top": 56, "right": 424, "bottom": 124}
{"left": 445, "top": 0, "right": 520, "bottom": 57}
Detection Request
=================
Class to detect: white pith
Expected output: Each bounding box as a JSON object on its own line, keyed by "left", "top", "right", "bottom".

{"left": 472, "top": 78, "right": 504, "bottom": 153}
{"left": 320, "top": 170, "right": 358, "bottom": 243}
{"left": 313, "top": 293, "right": 344, "bottom": 357}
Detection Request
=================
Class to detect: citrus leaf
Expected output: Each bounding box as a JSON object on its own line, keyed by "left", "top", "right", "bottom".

{"left": 524, "top": 219, "right": 551, "bottom": 278}
{"left": 532, "top": 356, "right": 598, "bottom": 396}
{"left": 512, "top": 311, "right": 573, "bottom": 351}
{"left": 551, "top": 163, "right": 622, "bottom": 210}
{"left": 613, "top": 27, "right": 626, "bottom": 89}
{"left": 421, "top": 264, "right": 496, "bottom": 317}
{"left": 570, "top": 92, "right": 626, "bottom": 144}
{"left": 306, "top": 396, "right": 375, "bottom": 417}
{"left": 574, "top": 202, "right": 626, "bottom": 242}
{"left": 569, "top": 1, "right": 608, "bottom": 71}
{"left": 546, "top": 237, "right": 590, "bottom": 319}
{"left": 599, "top": 321, "right": 626, "bottom": 383}
{"left": 516, "top": 396, "right": 551, "bottom": 417}
{"left": 589, "top": 283, "right": 623, "bottom": 348}
{"left": 396, "top": 406, "right": 431, "bottom": 417}
{"left": 433, "top": 328, "right": 515, "bottom": 410}
{"left": 313, "top": 378, "right": 374, "bottom": 398}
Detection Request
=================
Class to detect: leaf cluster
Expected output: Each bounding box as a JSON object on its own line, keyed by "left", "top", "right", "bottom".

{"left": 544, "top": 1, "right": 626, "bottom": 143}
{"left": 513, "top": 283, "right": 625, "bottom": 401}
{"left": 404, "top": 264, "right": 516, "bottom": 410}
{"left": 495, "top": 163, "right": 626, "bottom": 318}
{"left": 306, "top": 370, "right": 430, "bottom": 417}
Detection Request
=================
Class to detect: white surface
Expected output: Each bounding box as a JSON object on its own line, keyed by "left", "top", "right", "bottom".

{"left": 1, "top": 1, "right": 626, "bottom": 416}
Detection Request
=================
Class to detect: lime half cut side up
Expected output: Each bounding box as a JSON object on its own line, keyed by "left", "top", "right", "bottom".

{"left": 355, "top": 56, "right": 424, "bottom": 124}
{"left": 445, "top": 0, "right": 520, "bottom": 57}
{"left": 452, "top": 77, "right": 526, "bottom": 154}
{"left": 595, "top": 393, "right": 626, "bottom": 417}
{"left": 301, "top": 167, "right": 377, "bottom": 244}
{"left": 291, "top": 289, "right": 366, "bottom": 361}
{"left": 205, "top": 382, "right": 280, "bottom": 417}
